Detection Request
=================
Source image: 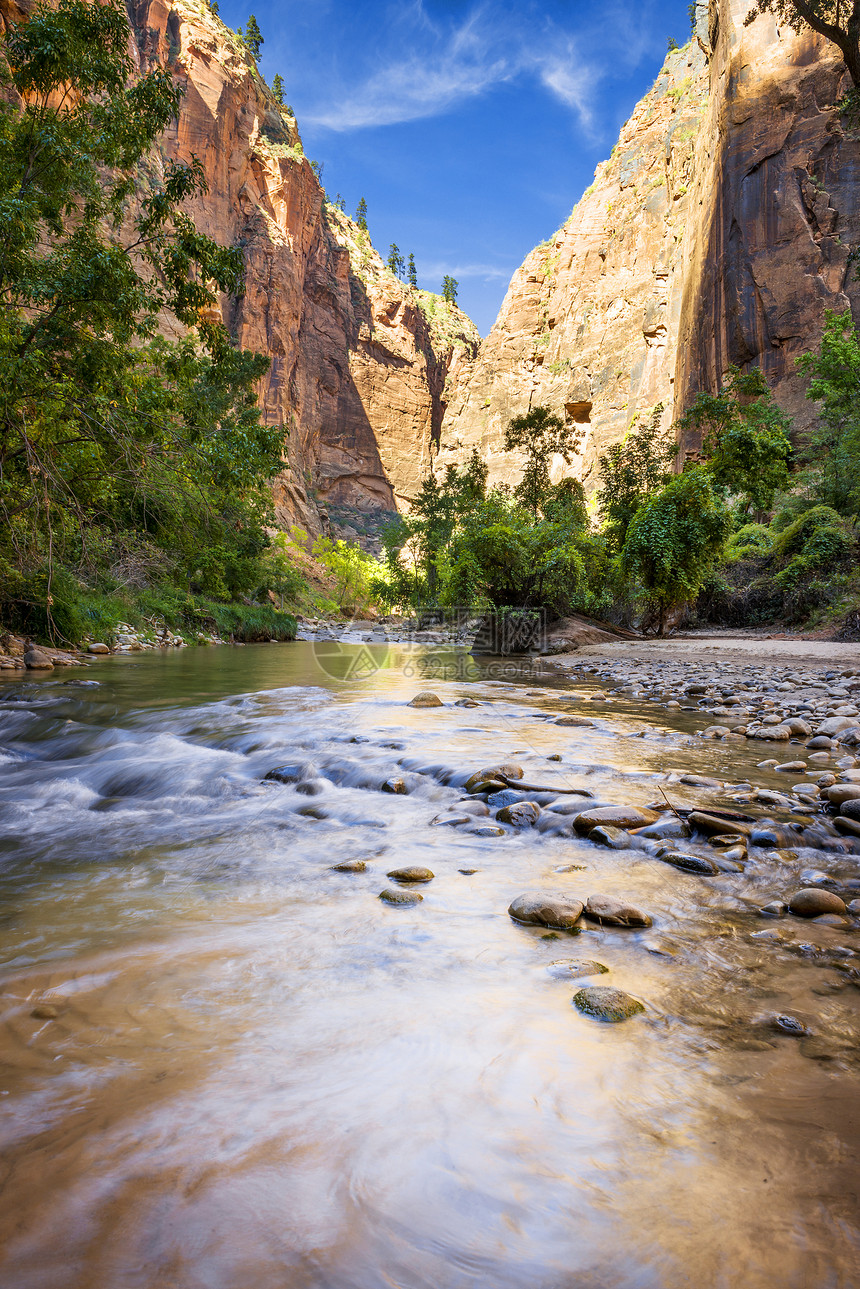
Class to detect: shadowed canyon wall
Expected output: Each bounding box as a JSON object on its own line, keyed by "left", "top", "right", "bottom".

{"left": 3, "top": 0, "right": 858, "bottom": 521}
{"left": 0, "top": 0, "right": 478, "bottom": 534}
{"left": 439, "top": 0, "right": 860, "bottom": 491}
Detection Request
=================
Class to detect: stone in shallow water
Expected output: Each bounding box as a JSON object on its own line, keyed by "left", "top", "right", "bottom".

{"left": 588, "top": 824, "right": 633, "bottom": 849}
{"left": 468, "top": 825, "right": 505, "bottom": 837}
{"left": 546, "top": 959, "right": 608, "bottom": 979}
{"left": 572, "top": 986, "right": 645, "bottom": 1023}
{"left": 574, "top": 805, "right": 660, "bottom": 832}
{"left": 657, "top": 851, "right": 718, "bottom": 875}
{"left": 379, "top": 888, "right": 423, "bottom": 906}
{"left": 331, "top": 860, "right": 367, "bottom": 873}
{"left": 788, "top": 888, "right": 847, "bottom": 918}
{"left": 464, "top": 764, "right": 524, "bottom": 791}
{"left": 583, "top": 895, "right": 652, "bottom": 928}
{"left": 496, "top": 801, "right": 541, "bottom": 827}
{"left": 554, "top": 715, "right": 594, "bottom": 727}
{"left": 387, "top": 866, "right": 434, "bottom": 883}
{"left": 381, "top": 777, "right": 408, "bottom": 794}
{"left": 453, "top": 698, "right": 480, "bottom": 707}
{"left": 508, "top": 894, "right": 584, "bottom": 929}
{"left": 31, "top": 1004, "right": 59, "bottom": 1019}
{"left": 408, "top": 691, "right": 443, "bottom": 708}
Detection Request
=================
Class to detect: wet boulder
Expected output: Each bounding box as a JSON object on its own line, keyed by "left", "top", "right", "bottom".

{"left": 379, "top": 888, "right": 423, "bottom": 906}
{"left": 572, "top": 986, "right": 645, "bottom": 1022}
{"left": 381, "top": 777, "right": 408, "bottom": 794}
{"left": 574, "top": 805, "right": 660, "bottom": 832}
{"left": 554, "top": 715, "right": 594, "bottom": 727}
{"left": 387, "top": 866, "right": 434, "bottom": 883}
{"left": 464, "top": 764, "right": 524, "bottom": 792}
{"left": 788, "top": 888, "right": 847, "bottom": 918}
{"left": 496, "top": 801, "right": 541, "bottom": 827}
{"left": 840, "top": 799, "right": 860, "bottom": 823}
{"left": 583, "top": 895, "right": 652, "bottom": 928}
{"left": 508, "top": 894, "right": 584, "bottom": 929}
{"left": 408, "top": 691, "right": 443, "bottom": 708}
{"left": 588, "top": 824, "right": 633, "bottom": 849}
{"left": 657, "top": 851, "right": 718, "bottom": 875}
{"left": 331, "top": 860, "right": 367, "bottom": 873}
{"left": 264, "top": 763, "right": 310, "bottom": 785}
{"left": 24, "top": 647, "right": 53, "bottom": 670}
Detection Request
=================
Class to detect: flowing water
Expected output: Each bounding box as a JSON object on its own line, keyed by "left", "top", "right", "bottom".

{"left": 1, "top": 643, "right": 858, "bottom": 1289}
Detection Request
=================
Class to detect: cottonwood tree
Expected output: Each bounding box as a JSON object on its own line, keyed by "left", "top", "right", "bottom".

{"left": 745, "top": 1, "right": 860, "bottom": 85}
{"left": 504, "top": 406, "right": 580, "bottom": 517}
{"left": 0, "top": 0, "right": 281, "bottom": 632}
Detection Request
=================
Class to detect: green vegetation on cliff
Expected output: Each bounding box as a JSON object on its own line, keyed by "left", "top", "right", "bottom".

{"left": 0, "top": 0, "right": 295, "bottom": 644}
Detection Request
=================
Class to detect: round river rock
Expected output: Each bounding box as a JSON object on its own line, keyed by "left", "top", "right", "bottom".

{"left": 583, "top": 895, "right": 652, "bottom": 928}
{"left": 572, "top": 986, "right": 645, "bottom": 1023}
{"left": 788, "top": 888, "right": 847, "bottom": 918}
{"left": 575, "top": 805, "right": 660, "bottom": 832}
{"left": 387, "top": 866, "right": 434, "bottom": 883}
{"left": 508, "top": 894, "right": 584, "bottom": 930}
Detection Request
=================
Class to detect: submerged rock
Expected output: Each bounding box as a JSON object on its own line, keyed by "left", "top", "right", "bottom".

{"left": 546, "top": 959, "right": 609, "bottom": 979}
{"left": 331, "top": 860, "right": 367, "bottom": 873}
{"left": 572, "top": 986, "right": 645, "bottom": 1022}
{"left": 574, "top": 805, "right": 660, "bottom": 832}
{"left": 508, "top": 894, "right": 584, "bottom": 929}
{"left": 788, "top": 888, "right": 847, "bottom": 918}
{"left": 583, "top": 896, "right": 652, "bottom": 928}
{"left": 379, "top": 888, "right": 424, "bottom": 906}
{"left": 387, "top": 866, "right": 434, "bottom": 883}
{"left": 496, "top": 801, "right": 541, "bottom": 827}
{"left": 657, "top": 851, "right": 718, "bottom": 875}
{"left": 464, "top": 764, "right": 524, "bottom": 791}
{"left": 408, "top": 692, "right": 443, "bottom": 708}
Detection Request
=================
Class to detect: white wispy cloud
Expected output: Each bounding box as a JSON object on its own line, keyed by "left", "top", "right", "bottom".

{"left": 419, "top": 261, "right": 514, "bottom": 281}
{"left": 303, "top": 3, "right": 602, "bottom": 133}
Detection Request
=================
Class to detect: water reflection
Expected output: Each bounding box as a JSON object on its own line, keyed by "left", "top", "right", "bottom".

{"left": 0, "top": 644, "right": 858, "bottom": 1288}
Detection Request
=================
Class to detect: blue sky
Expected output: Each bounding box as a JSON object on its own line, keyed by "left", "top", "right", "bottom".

{"left": 218, "top": 1, "right": 695, "bottom": 334}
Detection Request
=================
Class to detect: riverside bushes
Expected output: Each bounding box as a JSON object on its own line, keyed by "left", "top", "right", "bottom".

{"left": 0, "top": 0, "right": 290, "bottom": 644}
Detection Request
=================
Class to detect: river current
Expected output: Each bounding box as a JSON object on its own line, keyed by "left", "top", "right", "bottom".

{"left": 0, "top": 642, "right": 858, "bottom": 1289}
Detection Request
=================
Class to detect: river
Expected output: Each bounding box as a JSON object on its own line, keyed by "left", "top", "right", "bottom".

{"left": 1, "top": 642, "right": 858, "bottom": 1288}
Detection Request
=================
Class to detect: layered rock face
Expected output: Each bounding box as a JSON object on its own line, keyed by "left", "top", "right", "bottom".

{"left": 87, "top": 0, "right": 479, "bottom": 532}
{"left": 439, "top": 0, "right": 860, "bottom": 490}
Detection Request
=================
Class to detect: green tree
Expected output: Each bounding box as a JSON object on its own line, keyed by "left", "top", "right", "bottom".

{"left": 387, "top": 243, "right": 405, "bottom": 278}
{"left": 0, "top": 0, "right": 281, "bottom": 633}
{"left": 440, "top": 488, "right": 594, "bottom": 616}
{"left": 407, "top": 253, "right": 418, "bottom": 288}
{"left": 355, "top": 197, "right": 368, "bottom": 231}
{"left": 667, "top": 36, "right": 679, "bottom": 51}
{"left": 596, "top": 404, "right": 676, "bottom": 551}
{"left": 441, "top": 275, "right": 459, "bottom": 304}
{"left": 211, "top": 0, "right": 220, "bottom": 15}
{"left": 796, "top": 311, "right": 860, "bottom": 516}
{"left": 244, "top": 13, "right": 263, "bottom": 60}
{"left": 621, "top": 469, "right": 732, "bottom": 633}
{"left": 679, "top": 367, "right": 792, "bottom": 514}
{"left": 744, "top": 1, "right": 860, "bottom": 85}
{"left": 503, "top": 405, "right": 580, "bottom": 517}
{"left": 271, "top": 72, "right": 285, "bottom": 103}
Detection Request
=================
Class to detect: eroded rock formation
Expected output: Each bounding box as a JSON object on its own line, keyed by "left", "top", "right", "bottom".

{"left": 0, "top": 0, "right": 479, "bottom": 533}
{"left": 439, "top": 0, "right": 860, "bottom": 490}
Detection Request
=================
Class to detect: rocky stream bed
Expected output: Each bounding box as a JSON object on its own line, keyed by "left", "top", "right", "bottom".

{"left": 1, "top": 639, "right": 859, "bottom": 1287}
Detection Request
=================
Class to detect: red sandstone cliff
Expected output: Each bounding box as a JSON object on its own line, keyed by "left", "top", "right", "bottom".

{"left": 439, "top": 0, "right": 860, "bottom": 489}
{"left": 1, "top": 0, "right": 479, "bottom": 534}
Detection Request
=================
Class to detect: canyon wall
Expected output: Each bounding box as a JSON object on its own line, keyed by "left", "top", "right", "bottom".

{"left": 0, "top": 0, "right": 479, "bottom": 534}
{"left": 439, "top": 0, "right": 860, "bottom": 491}
{"left": 128, "top": 0, "right": 479, "bottom": 534}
